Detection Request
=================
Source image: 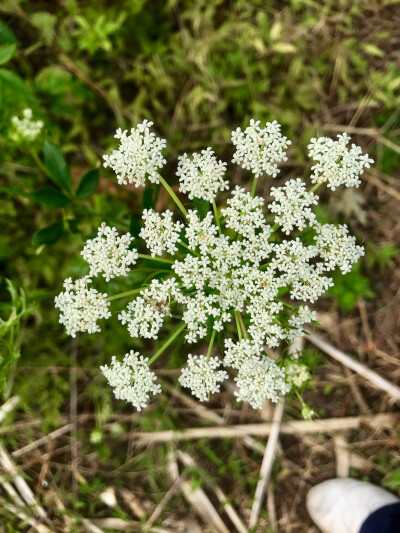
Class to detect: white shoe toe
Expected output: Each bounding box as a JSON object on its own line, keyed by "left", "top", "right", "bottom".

{"left": 307, "top": 478, "right": 399, "bottom": 533}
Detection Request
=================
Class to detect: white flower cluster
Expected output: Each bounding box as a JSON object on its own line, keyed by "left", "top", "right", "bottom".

{"left": 101, "top": 352, "right": 161, "bottom": 410}
{"left": 285, "top": 361, "right": 311, "bottom": 388}
{"left": 54, "top": 277, "right": 111, "bottom": 338}
{"left": 232, "top": 119, "right": 291, "bottom": 178}
{"left": 269, "top": 178, "right": 318, "bottom": 234}
{"left": 179, "top": 354, "right": 228, "bottom": 401}
{"left": 81, "top": 223, "right": 138, "bottom": 281}
{"left": 221, "top": 186, "right": 265, "bottom": 238}
{"left": 185, "top": 210, "right": 218, "bottom": 255}
{"left": 314, "top": 223, "right": 365, "bottom": 274}
{"left": 308, "top": 133, "right": 374, "bottom": 190}
{"left": 118, "top": 278, "right": 181, "bottom": 339}
{"left": 56, "top": 119, "right": 372, "bottom": 411}
{"left": 271, "top": 239, "right": 333, "bottom": 303}
{"left": 234, "top": 354, "right": 289, "bottom": 408}
{"left": 177, "top": 147, "right": 228, "bottom": 202}
{"left": 10, "top": 108, "right": 43, "bottom": 143}
{"left": 103, "top": 120, "right": 166, "bottom": 186}
{"left": 140, "top": 209, "right": 184, "bottom": 257}
{"left": 287, "top": 305, "right": 316, "bottom": 340}
{"left": 223, "top": 338, "right": 260, "bottom": 369}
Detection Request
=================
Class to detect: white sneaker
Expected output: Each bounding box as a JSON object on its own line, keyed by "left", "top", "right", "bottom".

{"left": 306, "top": 478, "right": 399, "bottom": 533}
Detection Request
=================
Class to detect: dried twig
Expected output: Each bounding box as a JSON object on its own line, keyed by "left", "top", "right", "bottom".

{"left": 305, "top": 330, "right": 400, "bottom": 402}
{"left": 0, "top": 497, "right": 51, "bottom": 533}
{"left": 249, "top": 400, "right": 284, "bottom": 530}
{"left": 0, "top": 444, "right": 48, "bottom": 521}
{"left": 178, "top": 450, "right": 248, "bottom": 533}
{"left": 166, "top": 384, "right": 265, "bottom": 453}
{"left": 167, "top": 450, "right": 230, "bottom": 533}
{"left": 134, "top": 413, "right": 397, "bottom": 443}
{"left": 12, "top": 424, "right": 73, "bottom": 458}
{"left": 119, "top": 488, "right": 147, "bottom": 520}
{"left": 0, "top": 396, "right": 19, "bottom": 424}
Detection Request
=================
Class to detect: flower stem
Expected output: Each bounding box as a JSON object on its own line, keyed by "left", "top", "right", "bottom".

{"left": 148, "top": 322, "right": 186, "bottom": 365}
{"left": 235, "top": 312, "right": 243, "bottom": 341}
{"left": 157, "top": 174, "right": 188, "bottom": 217}
{"left": 309, "top": 183, "right": 322, "bottom": 193}
{"left": 212, "top": 200, "right": 222, "bottom": 235}
{"left": 107, "top": 287, "right": 143, "bottom": 301}
{"left": 179, "top": 240, "right": 201, "bottom": 258}
{"left": 235, "top": 311, "right": 248, "bottom": 339}
{"left": 30, "top": 149, "right": 50, "bottom": 177}
{"left": 138, "top": 253, "right": 174, "bottom": 265}
{"left": 207, "top": 329, "right": 217, "bottom": 361}
{"left": 250, "top": 176, "right": 258, "bottom": 197}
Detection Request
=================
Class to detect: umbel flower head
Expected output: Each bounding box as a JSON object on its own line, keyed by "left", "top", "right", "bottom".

{"left": 10, "top": 108, "right": 43, "bottom": 144}
{"left": 56, "top": 118, "right": 373, "bottom": 411}
{"left": 101, "top": 352, "right": 161, "bottom": 410}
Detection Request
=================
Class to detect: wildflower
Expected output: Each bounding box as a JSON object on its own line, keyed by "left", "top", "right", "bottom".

{"left": 269, "top": 178, "right": 318, "bottom": 234}
{"left": 56, "top": 119, "right": 372, "bottom": 411}
{"left": 81, "top": 223, "right": 137, "bottom": 281}
{"left": 54, "top": 277, "right": 111, "bottom": 337}
{"left": 221, "top": 186, "right": 265, "bottom": 238}
{"left": 177, "top": 147, "right": 228, "bottom": 202}
{"left": 103, "top": 120, "right": 166, "bottom": 186}
{"left": 232, "top": 119, "right": 291, "bottom": 177}
{"left": 234, "top": 356, "right": 288, "bottom": 408}
{"left": 287, "top": 305, "right": 316, "bottom": 340}
{"left": 223, "top": 338, "right": 263, "bottom": 369}
{"left": 308, "top": 133, "right": 374, "bottom": 190}
{"left": 10, "top": 108, "right": 43, "bottom": 143}
{"left": 119, "top": 279, "right": 181, "bottom": 339}
{"left": 314, "top": 223, "right": 364, "bottom": 274}
{"left": 185, "top": 210, "right": 218, "bottom": 255}
{"left": 179, "top": 354, "right": 228, "bottom": 401}
{"left": 285, "top": 361, "right": 311, "bottom": 388}
{"left": 101, "top": 352, "right": 161, "bottom": 410}
{"left": 140, "top": 209, "right": 184, "bottom": 257}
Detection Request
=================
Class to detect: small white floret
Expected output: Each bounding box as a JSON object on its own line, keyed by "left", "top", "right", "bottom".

{"left": 179, "top": 354, "right": 228, "bottom": 401}
{"left": 103, "top": 120, "right": 166, "bottom": 186}
{"left": 101, "top": 351, "right": 161, "bottom": 411}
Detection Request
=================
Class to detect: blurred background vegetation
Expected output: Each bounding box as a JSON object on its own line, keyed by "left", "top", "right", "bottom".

{"left": 0, "top": 0, "right": 399, "bottom": 531}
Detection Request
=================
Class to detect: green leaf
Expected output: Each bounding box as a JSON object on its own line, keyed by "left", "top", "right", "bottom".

{"left": 44, "top": 140, "right": 71, "bottom": 192}
{"left": 0, "top": 44, "right": 16, "bottom": 65}
{"left": 129, "top": 216, "right": 141, "bottom": 238}
{"left": 76, "top": 168, "right": 99, "bottom": 199}
{"left": 361, "top": 43, "right": 384, "bottom": 57}
{"left": 193, "top": 197, "right": 210, "bottom": 220}
{"left": 31, "top": 188, "right": 70, "bottom": 208}
{"left": 0, "top": 20, "right": 19, "bottom": 44}
{"left": 32, "top": 222, "right": 63, "bottom": 246}
{"left": 0, "top": 69, "right": 35, "bottom": 101}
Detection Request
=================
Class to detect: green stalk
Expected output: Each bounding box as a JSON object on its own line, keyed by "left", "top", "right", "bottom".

{"left": 107, "top": 287, "right": 143, "bottom": 301}
{"left": 206, "top": 329, "right": 217, "bottom": 361}
{"left": 157, "top": 174, "right": 188, "bottom": 217}
{"left": 235, "top": 311, "right": 248, "bottom": 339}
{"left": 30, "top": 149, "right": 51, "bottom": 177}
{"left": 179, "top": 240, "right": 201, "bottom": 258}
{"left": 148, "top": 322, "right": 186, "bottom": 365}
{"left": 212, "top": 200, "right": 222, "bottom": 235}
{"left": 309, "top": 183, "right": 322, "bottom": 193}
{"left": 250, "top": 176, "right": 258, "bottom": 197}
{"left": 138, "top": 253, "right": 174, "bottom": 265}
{"left": 235, "top": 312, "right": 243, "bottom": 341}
